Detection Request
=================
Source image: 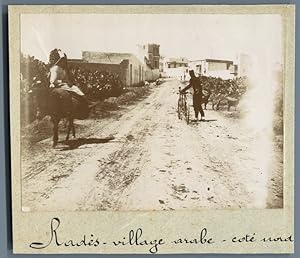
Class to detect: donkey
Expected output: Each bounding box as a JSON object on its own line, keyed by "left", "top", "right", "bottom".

{"left": 211, "top": 93, "right": 225, "bottom": 110}
{"left": 32, "top": 80, "right": 95, "bottom": 147}
{"left": 202, "top": 89, "right": 212, "bottom": 110}
{"left": 226, "top": 96, "right": 240, "bottom": 111}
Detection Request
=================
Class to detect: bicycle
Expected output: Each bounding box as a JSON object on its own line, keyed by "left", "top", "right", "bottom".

{"left": 177, "top": 88, "right": 191, "bottom": 124}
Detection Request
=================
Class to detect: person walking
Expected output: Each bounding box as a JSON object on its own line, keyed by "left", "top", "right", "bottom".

{"left": 180, "top": 70, "right": 205, "bottom": 121}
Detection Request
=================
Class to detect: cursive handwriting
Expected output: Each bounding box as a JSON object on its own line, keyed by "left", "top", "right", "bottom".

{"left": 112, "top": 228, "right": 165, "bottom": 254}
{"left": 232, "top": 233, "right": 256, "bottom": 243}
{"left": 29, "top": 218, "right": 101, "bottom": 249}
{"left": 29, "top": 217, "right": 294, "bottom": 254}
{"left": 171, "top": 228, "right": 214, "bottom": 245}
{"left": 261, "top": 235, "right": 294, "bottom": 242}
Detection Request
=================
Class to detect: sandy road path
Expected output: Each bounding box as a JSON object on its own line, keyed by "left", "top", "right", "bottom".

{"left": 21, "top": 79, "right": 283, "bottom": 211}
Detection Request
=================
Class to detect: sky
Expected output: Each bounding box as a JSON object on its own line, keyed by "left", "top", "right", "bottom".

{"left": 21, "top": 14, "right": 282, "bottom": 66}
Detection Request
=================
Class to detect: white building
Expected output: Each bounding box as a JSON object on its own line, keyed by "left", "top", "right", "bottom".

{"left": 189, "top": 59, "right": 237, "bottom": 80}
{"left": 163, "top": 57, "right": 189, "bottom": 80}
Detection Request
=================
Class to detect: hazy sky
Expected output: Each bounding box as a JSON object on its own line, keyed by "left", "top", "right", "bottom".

{"left": 21, "top": 14, "right": 282, "bottom": 66}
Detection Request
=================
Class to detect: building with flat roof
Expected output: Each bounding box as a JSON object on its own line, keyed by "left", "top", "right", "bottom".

{"left": 68, "top": 50, "right": 159, "bottom": 86}
{"left": 189, "top": 59, "right": 237, "bottom": 80}
{"left": 137, "top": 43, "right": 160, "bottom": 72}
{"left": 163, "top": 57, "right": 189, "bottom": 80}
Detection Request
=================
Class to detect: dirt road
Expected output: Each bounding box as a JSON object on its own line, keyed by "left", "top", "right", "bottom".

{"left": 21, "top": 79, "right": 283, "bottom": 212}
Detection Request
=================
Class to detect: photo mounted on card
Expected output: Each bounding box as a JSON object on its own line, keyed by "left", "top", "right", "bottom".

{"left": 9, "top": 5, "right": 294, "bottom": 254}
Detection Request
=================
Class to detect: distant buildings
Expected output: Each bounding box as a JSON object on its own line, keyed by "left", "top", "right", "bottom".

{"left": 159, "top": 56, "right": 165, "bottom": 74}
{"left": 158, "top": 57, "right": 240, "bottom": 81}
{"left": 158, "top": 54, "right": 253, "bottom": 80}
{"left": 162, "top": 57, "right": 189, "bottom": 80}
{"left": 68, "top": 44, "right": 161, "bottom": 87}
{"left": 137, "top": 44, "right": 160, "bottom": 70}
{"left": 148, "top": 44, "right": 160, "bottom": 70}
{"left": 67, "top": 44, "right": 254, "bottom": 86}
{"left": 136, "top": 43, "right": 160, "bottom": 81}
{"left": 166, "top": 57, "right": 189, "bottom": 68}
{"left": 189, "top": 59, "right": 237, "bottom": 80}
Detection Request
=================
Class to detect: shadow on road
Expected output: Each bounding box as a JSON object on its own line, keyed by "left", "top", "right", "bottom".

{"left": 189, "top": 119, "right": 217, "bottom": 123}
{"left": 58, "top": 136, "right": 115, "bottom": 151}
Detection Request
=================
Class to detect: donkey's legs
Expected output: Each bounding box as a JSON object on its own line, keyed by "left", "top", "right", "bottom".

{"left": 71, "top": 119, "right": 76, "bottom": 139}
{"left": 66, "top": 117, "right": 72, "bottom": 141}
{"left": 66, "top": 117, "right": 76, "bottom": 140}
{"left": 52, "top": 117, "right": 60, "bottom": 147}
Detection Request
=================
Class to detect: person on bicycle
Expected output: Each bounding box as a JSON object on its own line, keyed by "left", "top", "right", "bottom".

{"left": 180, "top": 70, "right": 205, "bottom": 121}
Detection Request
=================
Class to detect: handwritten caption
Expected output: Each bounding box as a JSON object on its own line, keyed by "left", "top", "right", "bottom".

{"left": 29, "top": 218, "right": 294, "bottom": 254}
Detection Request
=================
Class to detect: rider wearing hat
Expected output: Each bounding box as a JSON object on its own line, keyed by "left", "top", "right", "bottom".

{"left": 180, "top": 70, "right": 205, "bottom": 121}
{"left": 48, "top": 48, "right": 85, "bottom": 96}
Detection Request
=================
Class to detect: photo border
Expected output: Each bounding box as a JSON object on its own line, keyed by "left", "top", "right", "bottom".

{"left": 7, "top": 3, "right": 295, "bottom": 255}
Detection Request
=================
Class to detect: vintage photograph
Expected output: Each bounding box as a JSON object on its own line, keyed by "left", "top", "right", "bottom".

{"left": 19, "top": 13, "right": 284, "bottom": 212}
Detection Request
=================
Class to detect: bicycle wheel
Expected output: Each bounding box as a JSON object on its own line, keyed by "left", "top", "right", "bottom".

{"left": 186, "top": 105, "right": 190, "bottom": 124}
{"left": 177, "top": 99, "right": 182, "bottom": 119}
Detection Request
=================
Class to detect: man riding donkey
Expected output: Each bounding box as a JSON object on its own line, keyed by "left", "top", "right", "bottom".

{"left": 47, "top": 48, "right": 96, "bottom": 116}
{"left": 33, "top": 49, "right": 96, "bottom": 147}
{"left": 180, "top": 70, "right": 205, "bottom": 121}
{"left": 48, "top": 49, "right": 86, "bottom": 99}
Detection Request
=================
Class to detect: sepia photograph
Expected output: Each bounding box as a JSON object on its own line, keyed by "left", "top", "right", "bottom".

{"left": 9, "top": 5, "right": 295, "bottom": 254}
{"left": 18, "top": 12, "right": 285, "bottom": 212}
